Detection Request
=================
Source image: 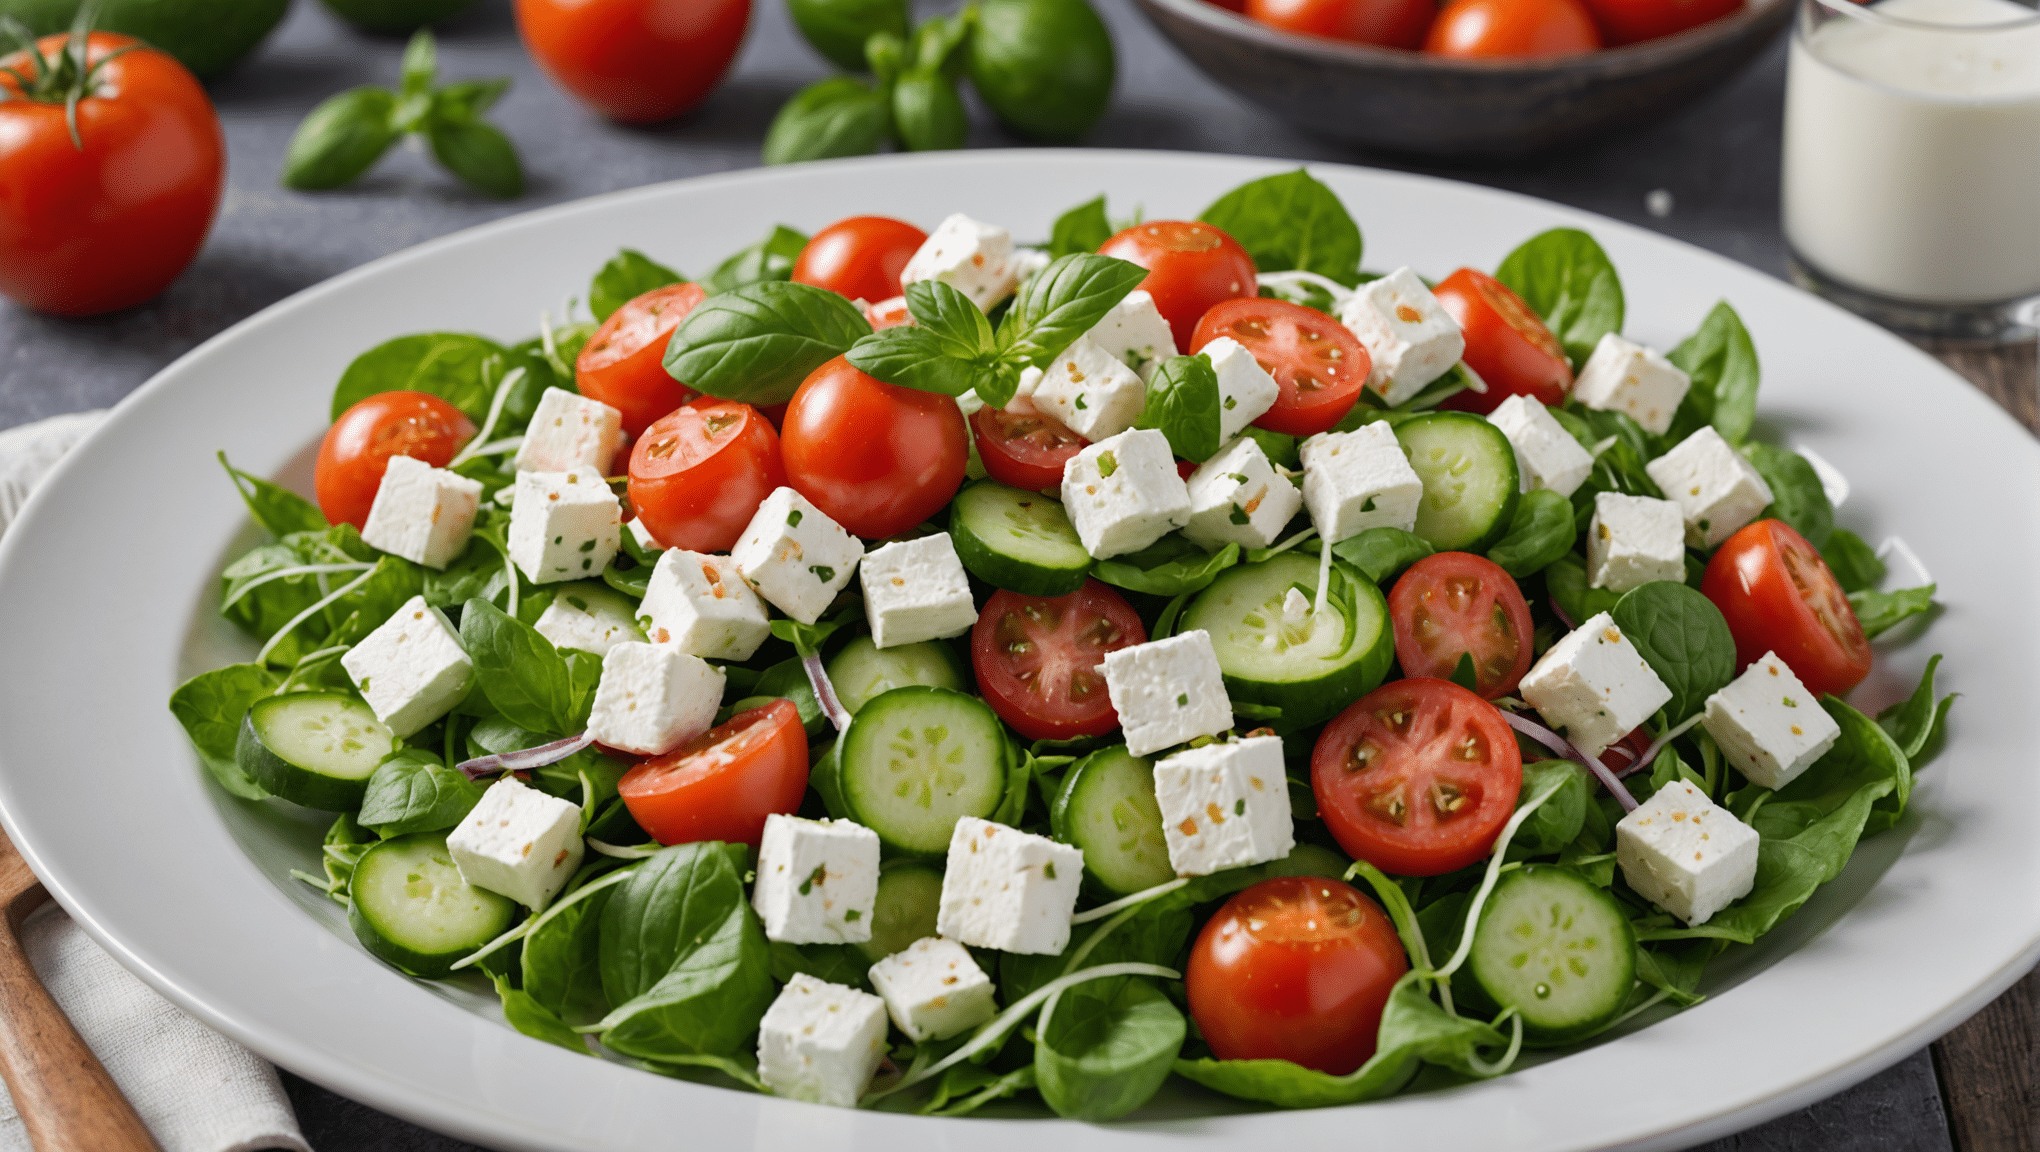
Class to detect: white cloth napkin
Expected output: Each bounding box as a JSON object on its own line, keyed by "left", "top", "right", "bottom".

{"left": 0, "top": 410, "right": 310, "bottom": 1152}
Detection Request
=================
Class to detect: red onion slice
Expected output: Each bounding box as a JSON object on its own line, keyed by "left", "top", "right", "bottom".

{"left": 803, "top": 650, "right": 853, "bottom": 732}
{"left": 1548, "top": 595, "right": 1576, "bottom": 631}
{"left": 458, "top": 731, "right": 596, "bottom": 781}
{"left": 1499, "top": 710, "right": 1637, "bottom": 813}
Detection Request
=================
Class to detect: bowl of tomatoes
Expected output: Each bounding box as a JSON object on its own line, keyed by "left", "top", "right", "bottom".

{"left": 1132, "top": 0, "right": 1790, "bottom": 159}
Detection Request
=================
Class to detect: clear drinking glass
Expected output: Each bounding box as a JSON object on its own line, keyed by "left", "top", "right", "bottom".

{"left": 1782, "top": 0, "right": 2040, "bottom": 338}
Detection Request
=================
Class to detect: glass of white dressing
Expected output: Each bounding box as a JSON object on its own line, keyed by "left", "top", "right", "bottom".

{"left": 1782, "top": 0, "right": 2040, "bottom": 337}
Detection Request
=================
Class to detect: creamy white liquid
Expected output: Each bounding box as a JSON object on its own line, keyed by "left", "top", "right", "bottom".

{"left": 1782, "top": 0, "right": 2040, "bottom": 303}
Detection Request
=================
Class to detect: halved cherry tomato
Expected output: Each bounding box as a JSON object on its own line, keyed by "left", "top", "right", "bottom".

{"left": 972, "top": 580, "right": 1146, "bottom": 741}
{"left": 1185, "top": 876, "right": 1409, "bottom": 1075}
{"left": 971, "top": 400, "right": 1087, "bottom": 493}
{"left": 1424, "top": 0, "right": 1603, "bottom": 58}
{"left": 865, "top": 296, "right": 913, "bottom": 329}
{"left": 780, "top": 354, "right": 969, "bottom": 539}
{"left": 627, "top": 401, "right": 785, "bottom": 553}
{"left": 1313, "top": 678, "right": 1524, "bottom": 876}
{"left": 1246, "top": 0, "right": 1435, "bottom": 48}
{"left": 1388, "top": 552, "right": 1536, "bottom": 699}
{"left": 1190, "top": 297, "right": 1370, "bottom": 437}
{"left": 793, "top": 216, "right": 928, "bottom": 305}
{"left": 314, "top": 391, "right": 476, "bottom": 530}
{"left": 1098, "top": 221, "right": 1258, "bottom": 349}
{"left": 1701, "top": 518, "right": 1872, "bottom": 697}
{"left": 618, "top": 699, "right": 809, "bottom": 848}
{"left": 1432, "top": 268, "right": 1572, "bottom": 415}
{"left": 1582, "top": 0, "right": 1741, "bottom": 44}
{"left": 576, "top": 281, "right": 705, "bottom": 438}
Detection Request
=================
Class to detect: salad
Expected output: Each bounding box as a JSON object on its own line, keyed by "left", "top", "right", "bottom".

{"left": 169, "top": 169, "right": 1953, "bottom": 1119}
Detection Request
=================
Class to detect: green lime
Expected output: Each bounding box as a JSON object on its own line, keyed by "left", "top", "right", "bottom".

{"left": 316, "top": 0, "right": 475, "bottom": 34}
{"left": 0, "top": 0, "right": 288, "bottom": 80}
{"left": 966, "top": 0, "right": 1114, "bottom": 142}
{"left": 788, "top": 0, "right": 910, "bottom": 72}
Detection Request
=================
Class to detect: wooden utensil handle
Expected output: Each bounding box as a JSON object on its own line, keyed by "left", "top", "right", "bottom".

{"left": 0, "top": 889, "right": 161, "bottom": 1152}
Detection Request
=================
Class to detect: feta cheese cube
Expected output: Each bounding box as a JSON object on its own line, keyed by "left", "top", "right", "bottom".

{"left": 446, "top": 777, "right": 584, "bottom": 910}
{"left": 753, "top": 815, "right": 880, "bottom": 945}
{"left": 1299, "top": 422, "right": 1424, "bottom": 543}
{"left": 1573, "top": 333, "right": 1691, "bottom": 436}
{"left": 625, "top": 517, "right": 665, "bottom": 554}
{"left": 731, "top": 487, "right": 864, "bottom": 625}
{"left": 1059, "top": 429, "right": 1192, "bottom": 559}
{"left": 1587, "top": 492, "right": 1686, "bottom": 592}
{"left": 1701, "top": 651, "right": 1842, "bottom": 790}
{"left": 514, "top": 386, "right": 623, "bottom": 475}
{"left": 1101, "top": 630, "right": 1234, "bottom": 757}
{"left": 507, "top": 469, "right": 622, "bottom": 585}
{"left": 1645, "top": 426, "right": 1776, "bottom": 549}
{"left": 935, "top": 817, "right": 1085, "bottom": 955}
{"left": 584, "top": 642, "right": 723, "bottom": 757}
{"left": 1337, "top": 267, "right": 1466, "bottom": 406}
{"left": 1153, "top": 735, "right": 1295, "bottom": 876}
{"left": 1615, "top": 780, "right": 1760, "bottom": 926}
{"left": 1087, "top": 289, "right": 1177, "bottom": 378}
{"left": 340, "top": 595, "right": 472, "bottom": 738}
{"left": 898, "top": 214, "right": 1017, "bottom": 312}
{"left": 1199, "top": 336, "right": 1281, "bottom": 442}
{"left": 860, "top": 533, "right": 977, "bottom": 648}
{"left": 1488, "top": 394, "right": 1594, "bottom": 498}
{"left": 1182, "top": 435, "right": 1302, "bottom": 551}
{"left": 533, "top": 583, "right": 645, "bottom": 656}
{"left": 866, "top": 937, "right": 998, "bottom": 1042}
{"left": 638, "top": 549, "right": 771, "bottom": 661}
{"left": 1519, "top": 612, "right": 1673, "bottom": 757}
{"left": 360, "top": 455, "right": 483, "bottom": 570}
{"left": 1032, "top": 335, "right": 1147, "bottom": 442}
{"left": 1009, "top": 364, "right": 1044, "bottom": 411}
{"left": 1010, "top": 246, "right": 1052, "bottom": 285}
{"left": 756, "top": 974, "right": 890, "bottom": 1109}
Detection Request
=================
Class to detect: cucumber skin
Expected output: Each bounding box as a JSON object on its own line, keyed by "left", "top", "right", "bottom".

{"left": 1394, "top": 412, "right": 1522, "bottom": 553}
{"left": 1050, "top": 746, "right": 1175, "bottom": 897}
{"left": 346, "top": 834, "right": 515, "bottom": 978}
{"left": 236, "top": 707, "right": 374, "bottom": 812}
{"left": 949, "top": 481, "right": 1091, "bottom": 597}
{"left": 1469, "top": 866, "right": 1637, "bottom": 1047}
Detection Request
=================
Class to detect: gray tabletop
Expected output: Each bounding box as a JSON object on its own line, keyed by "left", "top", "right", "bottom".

{"left": 0, "top": 0, "right": 1967, "bottom": 1147}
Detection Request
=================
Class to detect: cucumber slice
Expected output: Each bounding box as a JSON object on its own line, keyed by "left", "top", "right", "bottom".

{"left": 950, "top": 480, "right": 1092, "bottom": 596}
{"left": 346, "top": 832, "right": 517, "bottom": 978}
{"left": 827, "top": 636, "right": 967, "bottom": 715}
{"left": 1394, "top": 412, "right": 1521, "bottom": 551}
{"left": 1180, "top": 551, "right": 1394, "bottom": 727}
{"left": 236, "top": 692, "right": 398, "bottom": 811}
{"left": 854, "top": 862, "right": 945, "bottom": 962}
{"left": 837, "top": 686, "right": 1010, "bottom": 856}
{"left": 1051, "top": 745, "right": 1174, "bottom": 895}
{"left": 1469, "top": 865, "right": 1637, "bottom": 1046}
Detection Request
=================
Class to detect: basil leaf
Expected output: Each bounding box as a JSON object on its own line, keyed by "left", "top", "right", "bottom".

{"left": 665, "top": 281, "right": 873, "bottom": 406}
{"left": 845, "top": 327, "right": 981, "bottom": 397}
{"left": 703, "top": 226, "right": 810, "bottom": 295}
{"left": 167, "top": 663, "right": 280, "bottom": 799}
{"left": 1742, "top": 442, "right": 1833, "bottom": 548}
{"left": 429, "top": 76, "right": 509, "bottom": 123}
{"left": 459, "top": 596, "right": 582, "bottom": 736}
{"left": 1820, "top": 527, "right": 1885, "bottom": 594}
{"left": 1198, "top": 168, "right": 1362, "bottom": 287}
{"left": 330, "top": 332, "right": 505, "bottom": 422}
{"left": 217, "top": 453, "right": 328, "bottom": 537}
{"left": 357, "top": 750, "right": 485, "bottom": 837}
{"left": 1849, "top": 584, "right": 1937, "bottom": 639}
{"left": 893, "top": 69, "right": 968, "bottom": 151}
{"left": 905, "top": 279, "right": 998, "bottom": 357}
{"left": 426, "top": 118, "right": 524, "bottom": 199}
{"left": 590, "top": 250, "right": 683, "bottom": 322}
{"left": 1610, "top": 581, "right": 1736, "bottom": 723}
{"left": 400, "top": 29, "right": 437, "bottom": 96}
{"left": 763, "top": 75, "right": 891, "bottom": 166}
{"left": 1036, "top": 977, "right": 1185, "bottom": 1120}
{"left": 1133, "top": 354, "right": 1223, "bottom": 462}
{"left": 1484, "top": 488, "right": 1574, "bottom": 578}
{"left": 1493, "top": 228, "right": 1624, "bottom": 369}
{"left": 999, "top": 253, "right": 1149, "bottom": 367}
{"left": 280, "top": 87, "right": 399, "bottom": 190}
{"left": 1667, "top": 301, "right": 1760, "bottom": 446}
{"left": 1049, "top": 195, "right": 1112, "bottom": 257}
{"left": 786, "top": 0, "right": 911, "bottom": 71}
{"left": 1330, "top": 527, "right": 1432, "bottom": 584}
{"left": 1093, "top": 541, "right": 1240, "bottom": 597}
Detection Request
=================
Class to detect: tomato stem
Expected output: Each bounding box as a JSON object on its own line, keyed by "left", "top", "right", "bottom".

{"left": 0, "top": 2, "right": 137, "bottom": 149}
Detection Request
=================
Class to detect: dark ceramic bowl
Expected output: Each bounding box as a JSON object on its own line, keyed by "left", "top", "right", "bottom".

{"left": 1132, "top": 0, "right": 1792, "bottom": 160}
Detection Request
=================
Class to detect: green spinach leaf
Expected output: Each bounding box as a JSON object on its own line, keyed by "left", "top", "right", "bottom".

{"left": 1199, "top": 169, "right": 1361, "bottom": 287}
{"left": 1048, "top": 195, "right": 1112, "bottom": 257}
{"left": 1742, "top": 442, "right": 1833, "bottom": 548}
{"left": 1133, "top": 354, "right": 1223, "bottom": 461}
{"left": 1610, "top": 581, "right": 1736, "bottom": 722}
{"left": 491, "top": 974, "right": 590, "bottom": 1053}
{"left": 1485, "top": 488, "right": 1574, "bottom": 578}
{"left": 357, "top": 750, "right": 484, "bottom": 837}
{"left": 1543, "top": 555, "right": 1621, "bottom": 626}
{"left": 330, "top": 332, "right": 505, "bottom": 422}
{"left": 1035, "top": 977, "right": 1184, "bottom": 1120}
{"left": 1512, "top": 760, "right": 1590, "bottom": 857}
{"left": 1493, "top": 228, "right": 1623, "bottom": 368}
{"left": 1331, "top": 526, "right": 1433, "bottom": 584}
{"left": 1093, "top": 541, "right": 1239, "bottom": 597}
{"left": 590, "top": 249, "right": 683, "bottom": 322}
{"left": 1877, "top": 654, "right": 1953, "bottom": 763}
{"left": 523, "top": 879, "right": 615, "bottom": 1026}
{"left": 218, "top": 453, "right": 327, "bottom": 537}
{"left": 167, "top": 663, "right": 280, "bottom": 799}
{"left": 1849, "top": 585, "right": 1937, "bottom": 639}
{"left": 1666, "top": 301, "right": 1760, "bottom": 446}
{"left": 1820, "top": 527, "right": 1885, "bottom": 594}
{"left": 459, "top": 597, "right": 582, "bottom": 736}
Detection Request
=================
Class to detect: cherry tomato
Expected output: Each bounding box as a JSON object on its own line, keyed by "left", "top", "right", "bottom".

{"left": 780, "top": 355, "right": 969, "bottom": 539}
{"left": 792, "top": 216, "right": 929, "bottom": 305}
{"left": 972, "top": 580, "right": 1146, "bottom": 741}
{"left": 1206, "top": 0, "right": 1248, "bottom": 10}
{"left": 1388, "top": 553, "right": 1536, "bottom": 700}
{"left": 0, "top": 33, "right": 223, "bottom": 317}
{"left": 1432, "top": 268, "right": 1572, "bottom": 415}
{"left": 1098, "top": 221, "right": 1259, "bottom": 349}
{"left": 1185, "top": 876, "right": 1409, "bottom": 1074}
{"left": 628, "top": 401, "right": 786, "bottom": 553}
{"left": 865, "top": 296, "right": 913, "bottom": 329}
{"left": 314, "top": 392, "right": 476, "bottom": 530}
{"left": 971, "top": 400, "right": 1087, "bottom": 493}
{"left": 515, "top": 0, "right": 750, "bottom": 124}
{"left": 1423, "top": 0, "right": 1602, "bottom": 58}
{"left": 576, "top": 281, "right": 705, "bottom": 439}
{"left": 1190, "top": 297, "right": 1370, "bottom": 437}
{"left": 1313, "top": 678, "right": 1524, "bottom": 876}
{"left": 1246, "top": 0, "right": 1435, "bottom": 48}
{"left": 1701, "top": 519, "right": 1873, "bottom": 697}
{"left": 618, "top": 699, "right": 809, "bottom": 848}
{"left": 1582, "top": 0, "right": 1741, "bottom": 44}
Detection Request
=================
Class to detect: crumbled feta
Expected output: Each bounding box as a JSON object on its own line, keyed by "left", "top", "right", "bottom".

{"left": 1199, "top": 337, "right": 1281, "bottom": 443}
{"left": 860, "top": 533, "right": 978, "bottom": 649}
{"left": 360, "top": 455, "right": 483, "bottom": 571}
{"left": 1153, "top": 735, "right": 1294, "bottom": 876}
{"left": 1086, "top": 289, "right": 1177, "bottom": 379}
{"left": 1518, "top": 611, "right": 1673, "bottom": 757}
{"left": 1059, "top": 428, "right": 1192, "bottom": 560}
{"left": 1645, "top": 426, "right": 1776, "bottom": 549}
{"left": 584, "top": 642, "right": 723, "bottom": 757}
{"left": 1337, "top": 267, "right": 1466, "bottom": 406}
{"left": 730, "top": 487, "right": 863, "bottom": 625}
{"left": 514, "top": 386, "right": 623, "bottom": 476}
{"left": 1009, "top": 246, "right": 1052, "bottom": 285}
{"left": 1702, "top": 651, "right": 1841, "bottom": 790}
{"left": 446, "top": 777, "right": 584, "bottom": 910}
{"left": 1032, "top": 335, "right": 1146, "bottom": 442}
{"left": 1299, "top": 422, "right": 1424, "bottom": 544}
{"left": 1587, "top": 492, "right": 1686, "bottom": 592}
{"left": 756, "top": 974, "right": 890, "bottom": 1108}
{"left": 1182, "top": 435, "right": 1302, "bottom": 551}
{"left": 935, "top": 817, "right": 1085, "bottom": 955}
{"left": 533, "top": 583, "right": 645, "bottom": 656}
{"left": 752, "top": 815, "right": 880, "bottom": 945}
{"left": 638, "top": 549, "right": 771, "bottom": 661}
{"left": 866, "top": 936, "right": 998, "bottom": 1042}
{"left": 506, "top": 469, "right": 622, "bottom": 585}
{"left": 1572, "top": 333, "right": 1691, "bottom": 436}
{"left": 1488, "top": 394, "right": 1594, "bottom": 498}
{"left": 340, "top": 595, "right": 472, "bottom": 738}
{"left": 1101, "top": 630, "right": 1234, "bottom": 757}
{"left": 898, "top": 214, "right": 1018, "bottom": 311}
{"left": 1616, "top": 779, "right": 1759, "bottom": 926}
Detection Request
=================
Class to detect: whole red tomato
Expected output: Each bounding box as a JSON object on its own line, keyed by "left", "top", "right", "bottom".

{"left": 1247, "top": 0, "right": 1435, "bottom": 48}
{"left": 779, "top": 355, "right": 969, "bottom": 539}
{"left": 0, "top": 32, "right": 223, "bottom": 316}
{"left": 315, "top": 392, "right": 476, "bottom": 530}
{"left": 516, "top": 0, "right": 751, "bottom": 124}
{"left": 1098, "top": 221, "right": 1258, "bottom": 349}
{"left": 793, "top": 216, "right": 929, "bottom": 304}
{"left": 1424, "top": 0, "right": 1603, "bottom": 57}
{"left": 628, "top": 401, "right": 785, "bottom": 553}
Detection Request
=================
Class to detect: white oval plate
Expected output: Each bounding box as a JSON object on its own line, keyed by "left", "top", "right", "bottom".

{"left": 0, "top": 151, "right": 2033, "bottom": 1152}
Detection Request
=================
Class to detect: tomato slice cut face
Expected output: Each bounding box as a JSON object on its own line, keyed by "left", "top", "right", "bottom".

{"left": 971, "top": 400, "right": 1087, "bottom": 493}
{"left": 1190, "top": 297, "right": 1369, "bottom": 437}
{"left": 971, "top": 580, "right": 1147, "bottom": 741}
{"left": 577, "top": 281, "right": 706, "bottom": 437}
{"left": 1701, "top": 518, "right": 1873, "bottom": 697}
{"left": 1387, "top": 552, "right": 1536, "bottom": 699}
{"left": 1312, "top": 678, "right": 1523, "bottom": 876}
{"left": 618, "top": 699, "right": 810, "bottom": 848}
